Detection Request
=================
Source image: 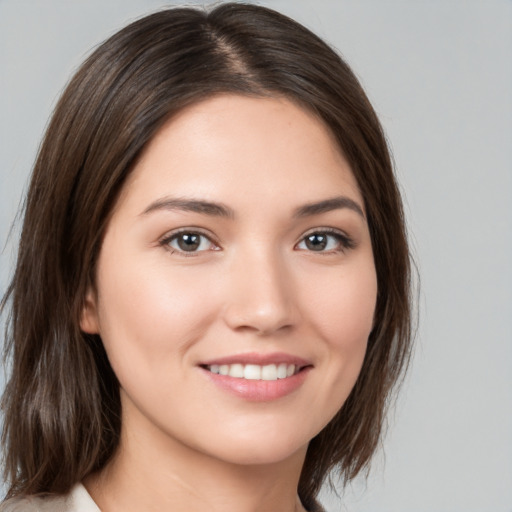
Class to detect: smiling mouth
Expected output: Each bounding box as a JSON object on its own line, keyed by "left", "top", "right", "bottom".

{"left": 202, "top": 363, "right": 303, "bottom": 381}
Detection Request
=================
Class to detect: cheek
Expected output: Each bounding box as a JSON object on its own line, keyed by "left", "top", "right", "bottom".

{"left": 93, "top": 252, "right": 221, "bottom": 373}
{"left": 307, "top": 264, "right": 377, "bottom": 351}
{"left": 302, "top": 261, "right": 377, "bottom": 411}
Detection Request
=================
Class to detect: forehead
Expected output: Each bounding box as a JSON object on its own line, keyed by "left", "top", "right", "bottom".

{"left": 118, "top": 94, "right": 363, "bottom": 214}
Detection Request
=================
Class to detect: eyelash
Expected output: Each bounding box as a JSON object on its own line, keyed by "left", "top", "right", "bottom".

{"left": 297, "top": 228, "right": 356, "bottom": 254}
{"left": 159, "top": 228, "right": 355, "bottom": 256}
{"left": 159, "top": 228, "right": 219, "bottom": 257}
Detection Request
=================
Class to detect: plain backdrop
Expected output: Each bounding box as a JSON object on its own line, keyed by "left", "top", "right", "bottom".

{"left": 1, "top": 1, "right": 511, "bottom": 511}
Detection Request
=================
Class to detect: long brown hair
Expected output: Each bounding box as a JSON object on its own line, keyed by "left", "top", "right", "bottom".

{"left": 1, "top": 3, "right": 413, "bottom": 508}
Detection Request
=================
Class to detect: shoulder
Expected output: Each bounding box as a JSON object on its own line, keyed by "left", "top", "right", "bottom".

{"left": 0, "top": 484, "right": 100, "bottom": 512}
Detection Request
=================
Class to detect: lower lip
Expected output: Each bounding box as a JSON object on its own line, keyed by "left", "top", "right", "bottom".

{"left": 200, "top": 367, "right": 311, "bottom": 401}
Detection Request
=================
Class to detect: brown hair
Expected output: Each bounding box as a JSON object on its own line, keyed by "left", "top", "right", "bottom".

{"left": 1, "top": 3, "right": 413, "bottom": 509}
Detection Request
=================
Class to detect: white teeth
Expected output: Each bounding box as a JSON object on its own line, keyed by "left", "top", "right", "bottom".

{"left": 261, "top": 364, "right": 277, "bottom": 381}
{"left": 206, "top": 363, "right": 299, "bottom": 380}
{"left": 244, "top": 364, "right": 261, "bottom": 380}
{"left": 228, "top": 363, "right": 244, "bottom": 378}
{"left": 277, "top": 363, "right": 288, "bottom": 379}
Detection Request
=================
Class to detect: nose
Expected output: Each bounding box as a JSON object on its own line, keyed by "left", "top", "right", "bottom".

{"left": 222, "top": 248, "right": 299, "bottom": 336}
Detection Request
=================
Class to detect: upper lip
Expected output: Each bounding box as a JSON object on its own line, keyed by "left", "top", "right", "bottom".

{"left": 199, "top": 352, "right": 312, "bottom": 368}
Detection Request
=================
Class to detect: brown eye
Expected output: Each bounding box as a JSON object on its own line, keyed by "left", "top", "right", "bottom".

{"left": 304, "top": 234, "right": 328, "bottom": 251}
{"left": 164, "top": 232, "right": 215, "bottom": 253}
{"left": 176, "top": 233, "right": 201, "bottom": 251}
{"left": 296, "top": 231, "right": 354, "bottom": 253}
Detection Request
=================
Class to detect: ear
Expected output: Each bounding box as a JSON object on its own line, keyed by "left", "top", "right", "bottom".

{"left": 80, "top": 287, "right": 100, "bottom": 334}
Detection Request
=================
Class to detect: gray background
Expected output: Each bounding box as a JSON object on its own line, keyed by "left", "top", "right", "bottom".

{"left": 1, "top": 1, "right": 511, "bottom": 511}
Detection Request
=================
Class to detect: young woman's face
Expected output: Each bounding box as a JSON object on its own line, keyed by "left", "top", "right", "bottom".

{"left": 82, "top": 95, "right": 377, "bottom": 467}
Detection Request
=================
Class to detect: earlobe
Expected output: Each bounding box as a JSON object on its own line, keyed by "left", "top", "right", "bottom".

{"left": 80, "top": 288, "right": 100, "bottom": 334}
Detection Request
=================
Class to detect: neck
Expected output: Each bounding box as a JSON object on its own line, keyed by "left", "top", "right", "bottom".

{"left": 84, "top": 405, "right": 309, "bottom": 512}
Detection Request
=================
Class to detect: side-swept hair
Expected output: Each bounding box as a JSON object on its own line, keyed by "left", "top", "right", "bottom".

{"left": 1, "top": 3, "right": 413, "bottom": 509}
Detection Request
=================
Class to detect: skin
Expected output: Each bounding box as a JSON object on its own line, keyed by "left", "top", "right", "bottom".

{"left": 81, "top": 94, "right": 377, "bottom": 512}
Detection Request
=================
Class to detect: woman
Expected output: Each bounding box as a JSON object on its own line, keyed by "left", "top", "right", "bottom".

{"left": 0, "top": 3, "right": 413, "bottom": 511}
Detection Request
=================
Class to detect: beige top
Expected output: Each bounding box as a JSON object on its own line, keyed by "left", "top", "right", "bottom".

{"left": 0, "top": 484, "right": 99, "bottom": 512}
{"left": 1, "top": 485, "right": 325, "bottom": 512}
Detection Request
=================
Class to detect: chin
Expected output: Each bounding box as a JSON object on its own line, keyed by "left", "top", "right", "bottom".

{"left": 195, "top": 421, "right": 315, "bottom": 467}
{"left": 211, "top": 441, "right": 308, "bottom": 468}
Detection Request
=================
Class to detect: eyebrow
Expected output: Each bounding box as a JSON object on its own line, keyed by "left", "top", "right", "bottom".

{"left": 141, "top": 195, "right": 364, "bottom": 220}
{"left": 293, "top": 196, "right": 365, "bottom": 219}
{"left": 141, "top": 197, "right": 235, "bottom": 218}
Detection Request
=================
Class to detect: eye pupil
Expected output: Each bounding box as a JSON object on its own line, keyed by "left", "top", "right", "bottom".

{"left": 177, "top": 233, "right": 200, "bottom": 251}
{"left": 305, "top": 234, "right": 327, "bottom": 251}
